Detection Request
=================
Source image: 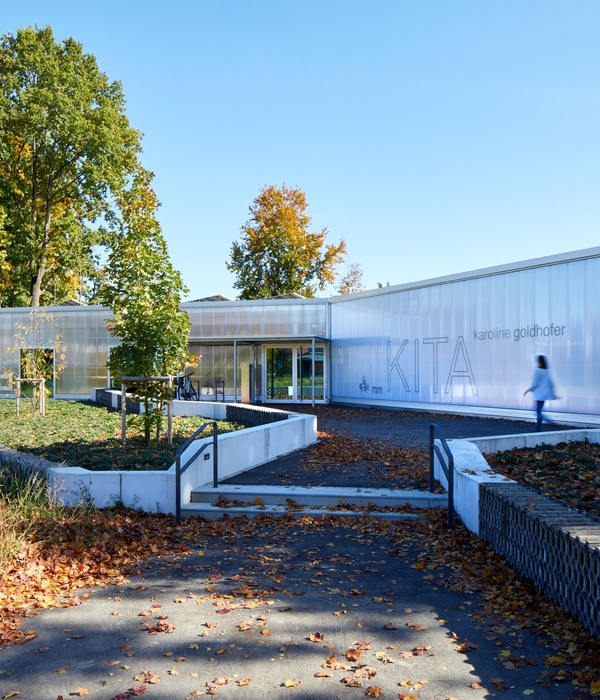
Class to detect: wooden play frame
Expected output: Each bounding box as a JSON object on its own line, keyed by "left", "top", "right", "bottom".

{"left": 15, "top": 377, "right": 46, "bottom": 416}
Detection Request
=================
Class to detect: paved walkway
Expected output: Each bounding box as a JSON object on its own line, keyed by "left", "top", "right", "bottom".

{"left": 0, "top": 408, "right": 592, "bottom": 700}
{"left": 223, "top": 405, "right": 575, "bottom": 489}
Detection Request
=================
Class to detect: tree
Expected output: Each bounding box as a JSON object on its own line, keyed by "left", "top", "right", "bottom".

{"left": 336, "top": 262, "right": 366, "bottom": 295}
{"left": 227, "top": 184, "right": 347, "bottom": 299}
{"left": 98, "top": 170, "right": 192, "bottom": 445}
{"left": 0, "top": 25, "right": 143, "bottom": 307}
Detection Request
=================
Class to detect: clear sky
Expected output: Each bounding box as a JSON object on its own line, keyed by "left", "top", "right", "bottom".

{"left": 3, "top": 1, "right": 600, "bottom": 300}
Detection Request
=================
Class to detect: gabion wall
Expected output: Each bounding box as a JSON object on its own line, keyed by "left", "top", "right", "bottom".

{"left": 480, "top": 482, "right": 600, "bottom": 639}
{"left": 0, "top": 445, "right": 59, "bottom": 477}
{"left": 226, "top": 404, "right": 288, "bottom": 427}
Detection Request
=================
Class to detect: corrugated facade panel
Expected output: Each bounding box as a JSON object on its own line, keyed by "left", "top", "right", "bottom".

{"left": 1, "top": 250, "right": 599, "bottom": 419}
{"left": 0, "top": 307, "right": 117, "bottom": 397}
{"left": 58, "top": 308, "right": 116, "bottom": 395}
{"left": 0, "top": 302, "right": 330, "bottom": 398}
{"left": 185, "top": 301, "right": 328, "bottom": 339}
{"left": 330, "top": 254, "right": 600, "bottom": 415}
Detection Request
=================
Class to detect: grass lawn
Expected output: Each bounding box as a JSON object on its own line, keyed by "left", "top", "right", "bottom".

{"left": 0, "top": 399, "right": 245, "bottom": 471}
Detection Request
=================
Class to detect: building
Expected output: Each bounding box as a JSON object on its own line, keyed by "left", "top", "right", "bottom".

{"left": 1, "top": 246, "right": 599, "bottom": 424}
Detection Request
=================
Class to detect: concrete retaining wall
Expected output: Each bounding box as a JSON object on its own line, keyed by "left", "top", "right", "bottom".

{"left": 433, "top": 429, "right": 600, "bottom": 639}
{"left": 45, "top": 400, "right": 317, "bottom": 514}
{"left": 433, "top": 430, "right": 600, "bottom": 535}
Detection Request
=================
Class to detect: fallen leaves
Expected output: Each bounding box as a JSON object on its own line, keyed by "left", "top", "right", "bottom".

{"left": 300, "top": 433, "right": 431, "bottom": 489}
{"left": 133, "top": 670, "right": 160, "bottom": 685}
{"left": 345, "top": 647, "right": 364, "bottom": 662}
{"left": 141, "top": 618, "right": 176, "bottom": 634}
{"left": 2, "top": 416, "right": 600, "bottom": 700}
{"left": 398, "top": 679, "right": 428, "bottom": 691}
{"left": 485, "top": 440, "right": 600, "bottom": 520}
{"left": 406, "top": 620, "right": 428, "bottom": 632}
{"left": 365, "top": 686, "right": 383, "bottom": 697}
{"left": 0, "top": 510, "right": 179, "bottom": 647}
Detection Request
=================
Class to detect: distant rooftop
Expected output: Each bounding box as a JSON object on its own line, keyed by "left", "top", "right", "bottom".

{"left": 58, "top": 299, "right": 87, "bottom": 306}
{"left": 188, "top": 292, "right": 305, "bottom": 302}
{"left": 188, "top": 295, "right": 232, "bottom": 302}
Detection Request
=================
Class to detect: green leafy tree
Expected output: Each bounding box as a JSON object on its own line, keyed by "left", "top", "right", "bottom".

{"left": 227, "top": 184, "right": 347, "bottom": 299}
{"left": 99, "top": 170, "right": 192, "bottom": 445}
{"left": 0, "top": 25, "right": 143, "bottom": 307}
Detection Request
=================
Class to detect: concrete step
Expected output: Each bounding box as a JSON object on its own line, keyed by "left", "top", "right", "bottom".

{"left": 183, "top": 483, "right": 448, "bottom": 520}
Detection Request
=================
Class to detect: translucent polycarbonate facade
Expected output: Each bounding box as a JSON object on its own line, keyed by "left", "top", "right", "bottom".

{"left": 0, "top": 306, "right": 116, "bottom": 398}
{"left": 2, "top": 248, "right": 600, "bottom": 420}
{"left": 184, "top": 299, "right": 328, "bottom": 340}
{"left": 0, "top": 300, "right": 329, "bottom": 400}
{"left": 330, "top": 249, "right": 600, "bottom": 417}
{"left": 187, "top": 343, "right": 255, "bottom": 400}
{"left": 183, "top": 300, "right": 329, "bottom": 402}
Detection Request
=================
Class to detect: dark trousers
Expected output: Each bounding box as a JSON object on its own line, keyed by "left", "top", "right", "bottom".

{"left": 536, "top": 400, "right": 545, "bottom": 430}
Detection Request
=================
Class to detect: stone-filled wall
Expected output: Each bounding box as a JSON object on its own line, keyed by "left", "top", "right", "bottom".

{"left": 226, "top": 404, "right": 288, "bottom": 427}
{"left": 480, "top": 482, "right": 600, "bottom": 639}
{"left": 91, "top": 388, "right": 142, "bottom": 414}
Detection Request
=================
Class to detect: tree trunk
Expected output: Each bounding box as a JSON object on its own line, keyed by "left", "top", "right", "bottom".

{"left": 30, "top": 176, "right": 52, "bottom": 307}
{"left": 31, "top": 260, "right": 46, "bottom": 307}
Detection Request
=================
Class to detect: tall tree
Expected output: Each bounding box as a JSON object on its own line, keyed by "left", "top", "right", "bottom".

{"left": 227, "top": 184, "right": 347, "bottom": 299}
{"left": 0, "top": 25, "right": 142, "bottom": 307}
{"left": 98, "top": 169, "right": 192, "bottom": 445}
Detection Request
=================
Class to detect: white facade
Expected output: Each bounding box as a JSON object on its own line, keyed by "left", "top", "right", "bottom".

{"left": 329, "top": 247, "right": 600, "bottom": 423}
{"left": 1, "top": 247, "right": 599, "bottom": 423}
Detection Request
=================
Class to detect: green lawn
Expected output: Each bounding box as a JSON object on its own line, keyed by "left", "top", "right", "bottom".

{"left": 0, "top": 399, "right": 245, "bottom": 471}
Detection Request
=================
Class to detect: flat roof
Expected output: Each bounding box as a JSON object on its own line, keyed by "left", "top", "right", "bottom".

{"left": 328, "top": 246, "right": 600, "bottom": 303}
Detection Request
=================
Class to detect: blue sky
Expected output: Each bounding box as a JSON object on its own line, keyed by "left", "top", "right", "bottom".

{"left": 3, "top": 2, "right": 600, "bottom": 300}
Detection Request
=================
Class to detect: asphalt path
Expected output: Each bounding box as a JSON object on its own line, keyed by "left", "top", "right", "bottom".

{"left": 0, "top": 407, "right": 593, "bottom": 700}
{"left": 223, "top": 405, "right": 575, "bottom": 489}
{"left": 0, "top": 517, "right": 587, "bottom": 700}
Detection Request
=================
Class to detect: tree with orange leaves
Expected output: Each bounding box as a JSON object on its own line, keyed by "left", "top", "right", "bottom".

{"left": 227, "top": 184, "right": 346, "bottom": 299}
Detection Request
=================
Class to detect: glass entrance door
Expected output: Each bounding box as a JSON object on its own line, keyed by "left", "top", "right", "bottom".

{"left": 265, "top": 345, "right": 325, "bottom": 403}
{"left": 296, "top": 346, "right": 324, "bottom": 401}
{"left": 266, "top": 348, "right": 294, "bottom": 401}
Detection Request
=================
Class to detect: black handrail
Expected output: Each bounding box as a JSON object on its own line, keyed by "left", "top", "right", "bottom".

{"left": 175, "top": 420, "right": 218, "bottom": 524}
{"left": 429, "top": 423, "right": 455, "bottom": 528}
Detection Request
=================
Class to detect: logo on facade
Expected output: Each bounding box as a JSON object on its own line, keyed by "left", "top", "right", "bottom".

{"left": 387, "top": 336, "right": 477, "bottom": 395}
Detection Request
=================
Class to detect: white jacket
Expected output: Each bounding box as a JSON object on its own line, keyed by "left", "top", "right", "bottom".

{"left": 527, "top": 368, "right": 556, "bottom": 401}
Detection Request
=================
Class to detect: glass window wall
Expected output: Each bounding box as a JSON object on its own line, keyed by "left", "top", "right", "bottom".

{"left": 187, "top": 343, "right": 256, "bottom": 402}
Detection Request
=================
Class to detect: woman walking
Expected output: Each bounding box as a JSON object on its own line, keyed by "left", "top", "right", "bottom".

{"left": 524, "top": 355, "right": 557, "bottom": 431}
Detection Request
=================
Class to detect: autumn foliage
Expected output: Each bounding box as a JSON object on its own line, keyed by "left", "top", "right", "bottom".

{"left": 2, "top": 405, "right": 600, "bottom": 697}
{"left": 0, "top": 508, "right": 180, "bottom": 647}
{"left": 485, "top": 440, "right": 600, "bottom": 520}
{"left": 227, "top": 184, "right": 347, "bottom": 299}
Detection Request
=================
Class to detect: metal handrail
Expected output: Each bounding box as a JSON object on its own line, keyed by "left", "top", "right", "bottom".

{"left": 429, "top": 423, "right": 455, "bottom": 528}
{"left": 175, "top": 421, "right": 218, "bottom": 524}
